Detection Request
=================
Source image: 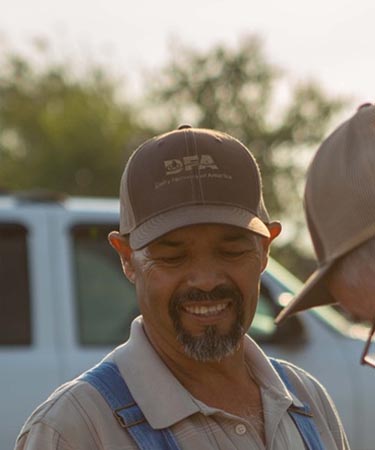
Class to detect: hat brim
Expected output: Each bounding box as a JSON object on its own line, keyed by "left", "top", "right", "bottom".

{"left": 129, "top": 204, "right": 270, "bottom": 250}
{"left": 274, "top": 262, "right": 337, "bottom": 325}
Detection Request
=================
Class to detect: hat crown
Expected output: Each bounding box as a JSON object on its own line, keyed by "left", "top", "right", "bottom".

{"left": 305, "top": 104, "right": 375, "bottom": 265}
{"left": 119, "top": 127, "right": 270, "bottom": 249}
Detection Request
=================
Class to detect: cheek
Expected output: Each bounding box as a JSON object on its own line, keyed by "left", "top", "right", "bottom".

{"left": 240, "top": 259, "right": 262, "bottom": 293}
{"left": 339, "top": 295, "right": 365, "bottom": 319}
{"left": 243, "top": 279, "right": 261, "bottom": 319}
{"left": 235, "top": 264, "right": 261, "bottom": 318}
{"left": 328, "top": 276, "right": 375, "bottom": 321}
{"left": 328, "top": 276, "right": 354, "bottom": 312}
{"left": 131, "top": 255, "right": 161, "bottom": 299}
{"left": 133, "top": 264, "right": 175, "bottom": 316}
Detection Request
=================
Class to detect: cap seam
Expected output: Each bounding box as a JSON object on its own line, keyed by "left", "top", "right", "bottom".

{"left": 240, "top": 144, "right": 261, "bottom": 200}
{"left": 192, "top": 130, "right": 206, "bottom": 204}
{"left": 183, "top": 130, "right": 200, "bottom": 203}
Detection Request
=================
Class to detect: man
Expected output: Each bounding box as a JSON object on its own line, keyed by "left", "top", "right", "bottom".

{"left": 275, "top": 103, "right": 375, "bottom": 367}
{"left": 16, "top": 125, "right": 349, "bottom": 449}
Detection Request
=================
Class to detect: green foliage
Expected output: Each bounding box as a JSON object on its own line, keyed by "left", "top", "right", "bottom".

{"left": 144, "top": 37, "right": 347, "bottom": 278}
{"left": 0, "top": 37, "right": 347, "bottom": 278}
{"left": 0, "top": 52, "right": 147, "bottom": 196}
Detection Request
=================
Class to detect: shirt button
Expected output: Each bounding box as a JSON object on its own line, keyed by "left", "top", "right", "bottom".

{"left": 235, "top": 424, "right": 247, "bottom": 435}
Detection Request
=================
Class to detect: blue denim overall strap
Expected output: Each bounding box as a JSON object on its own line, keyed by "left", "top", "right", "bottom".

{"left": 270, "top": 358, "right": 326, "bottom": 450}
{"left": 79, "top": 361, "right": 181, "bottom": 450}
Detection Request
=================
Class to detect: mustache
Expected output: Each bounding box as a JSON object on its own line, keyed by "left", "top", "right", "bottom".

{"left": 170, "top": 285, "right": 242, "bottom": 308}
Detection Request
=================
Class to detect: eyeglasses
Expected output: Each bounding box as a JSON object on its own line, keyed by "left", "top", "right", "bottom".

{"left": 360, "top": 322, "right": 375, "bottom": 368}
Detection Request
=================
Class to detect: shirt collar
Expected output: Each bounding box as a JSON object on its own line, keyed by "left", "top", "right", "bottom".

{"left": 110, "top": 317, "right": 304, "bottom": 429}
{"left": 242, "top": 336, "right": 305, "bottom": 409}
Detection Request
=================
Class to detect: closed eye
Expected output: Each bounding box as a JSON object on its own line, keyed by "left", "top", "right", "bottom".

{"left": 158, "top": 254, "right": 187, "bottom": 265}
{"left": 220, "top": 250, "right": 248, "bottom": 258}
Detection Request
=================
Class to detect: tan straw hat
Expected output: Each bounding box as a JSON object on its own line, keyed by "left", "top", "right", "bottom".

{"left": 276, "top": 103, "right": 375, "bottom": 324}
{"left": 120, "top": 125, "right": 271, "bottom": 249}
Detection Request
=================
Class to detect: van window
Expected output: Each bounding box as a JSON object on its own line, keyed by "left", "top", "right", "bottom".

{"left": 0, "top": 223, "right": 31, "bottom": 345}
{"left": 71, "top": 224, "right": 139, "bottom": 346}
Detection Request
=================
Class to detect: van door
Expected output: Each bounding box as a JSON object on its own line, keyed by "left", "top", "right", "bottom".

{"left": 49, "top": 209, "right": 138, "bottom": 383}
{"left": 0, "top": 208, "right": 61, "bottom": 450}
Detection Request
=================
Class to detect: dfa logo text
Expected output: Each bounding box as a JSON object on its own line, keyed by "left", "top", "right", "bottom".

{"left": 164, "top": 155, "right": 218, "bottom": 175}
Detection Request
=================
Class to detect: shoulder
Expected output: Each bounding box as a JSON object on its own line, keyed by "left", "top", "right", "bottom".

{"left": 17, "top": 379, "right": 106, "bottom": 449}
{"left": 271, "top": 358, "right": 350, "bottom": 449}
{"left": 272, "top": 358, "right": 331, "bottom": 401}
{"left": 271, "top": 358, "right": 347, "bottom": 433}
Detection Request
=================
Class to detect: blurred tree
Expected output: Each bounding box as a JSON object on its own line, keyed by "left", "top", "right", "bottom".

{"left": 0, "top": 46, "right": 148, "bottom": 196}
{"left": 144, "top": 37, "right": 347, "bottom": 278}
{"left": 0, "top": 37, "right": 348, "bottom": 278}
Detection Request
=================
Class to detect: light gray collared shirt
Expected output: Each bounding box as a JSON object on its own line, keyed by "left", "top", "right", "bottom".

{"left": 16, "top": 317, "right": 350, "bottom": 450}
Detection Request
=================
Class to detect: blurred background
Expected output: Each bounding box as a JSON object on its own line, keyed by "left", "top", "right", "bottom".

{"left": 1, "top": 0, "right": 374, "bottom": 279}
{"left": 2, "top": 3, "right": 375, "bottom": 449}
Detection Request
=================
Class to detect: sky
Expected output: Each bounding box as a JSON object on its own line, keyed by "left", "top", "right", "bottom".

{"left": 1, "top": 0, "right": 375, "bottom": 123}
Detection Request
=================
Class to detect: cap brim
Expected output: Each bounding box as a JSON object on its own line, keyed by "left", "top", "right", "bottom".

{"left": 129, "top": 204, "right": 270, "bottom": 249}
{"left": 274, "top": 262, "right": 337, "bottom": 325}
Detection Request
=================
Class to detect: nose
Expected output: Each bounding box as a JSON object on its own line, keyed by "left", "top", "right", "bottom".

{"left": 185, "top": 257, "right": 226, "bottom": 292}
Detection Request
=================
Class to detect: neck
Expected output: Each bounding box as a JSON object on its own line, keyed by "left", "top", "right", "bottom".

{"left": 144, "top": 326, "right": 265, "bottom": 444}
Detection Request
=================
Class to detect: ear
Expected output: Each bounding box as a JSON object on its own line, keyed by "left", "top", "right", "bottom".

{"left": 260, "top": 221, "right": 282, "bottom": 272}
{"left": 108, "top": 231, "right": 136, "bottom": 283}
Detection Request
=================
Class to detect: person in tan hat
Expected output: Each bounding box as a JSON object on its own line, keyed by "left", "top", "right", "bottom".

{"left": 16, "top": 126, "right": 349, "bottom": 450}
{"left": 275, "top": 103, "right": 375, "bottom": 367}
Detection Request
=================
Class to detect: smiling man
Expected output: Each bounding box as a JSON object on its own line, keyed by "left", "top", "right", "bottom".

{"left": 16, "top": 126, "right": 349, "bottom": 450}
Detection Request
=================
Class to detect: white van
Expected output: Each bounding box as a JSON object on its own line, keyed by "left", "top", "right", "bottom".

{"left": 1, "top": 192, "right": 373, "bottom": 450}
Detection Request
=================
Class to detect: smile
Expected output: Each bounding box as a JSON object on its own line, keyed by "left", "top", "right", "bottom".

{"left": 182, "top": 302, "right": 230, "bottom": 316}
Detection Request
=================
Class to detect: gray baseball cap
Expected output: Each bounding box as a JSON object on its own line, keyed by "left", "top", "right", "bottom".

{"left": 276, "top": 103, "right": 375, "bottom": 324}
{"left": 119, "top": 125, "right": 271, "bottom": 249}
